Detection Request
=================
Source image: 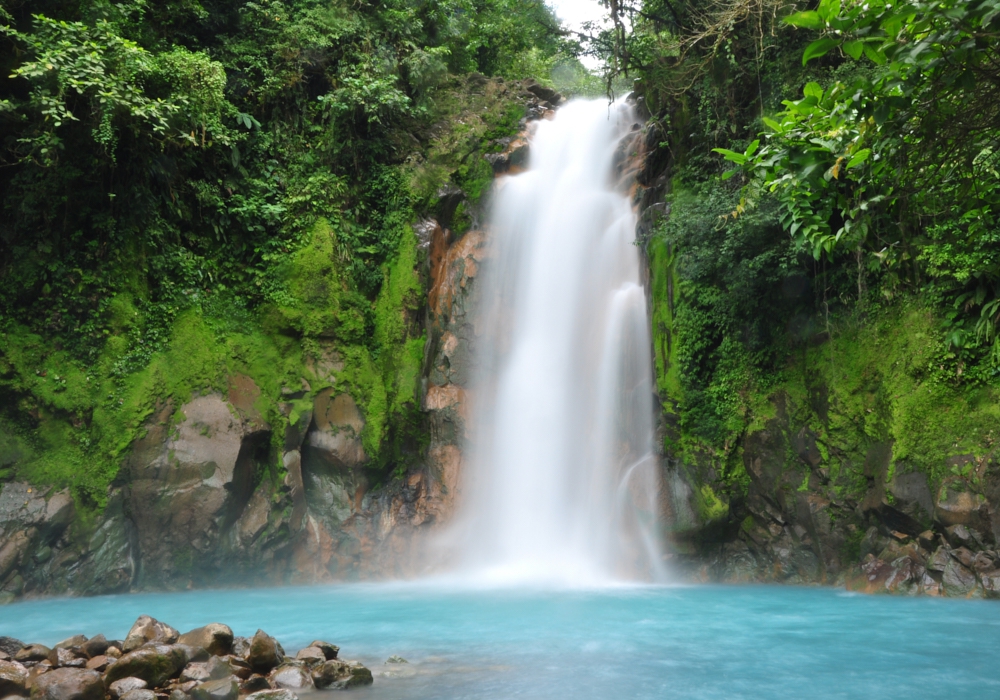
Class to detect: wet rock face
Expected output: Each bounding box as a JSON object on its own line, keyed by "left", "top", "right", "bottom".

{"left": 32, "top": 668, "right": 105, "bottom": 700}
{"left": 124, "top": 392, "right": 271, "bottom": 588}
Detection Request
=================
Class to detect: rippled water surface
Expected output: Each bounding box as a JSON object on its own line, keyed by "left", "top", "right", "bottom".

{"left": 2, "top": 584, "right": 999, "bottom": 699}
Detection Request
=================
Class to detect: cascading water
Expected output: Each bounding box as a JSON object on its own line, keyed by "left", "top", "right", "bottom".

{"left": 450, "top": 99, "right": 665, "bottom": 585}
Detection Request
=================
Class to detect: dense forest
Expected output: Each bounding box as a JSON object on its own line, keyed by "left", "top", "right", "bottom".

{"left": 0, "top": 0, "right": 581, "bottom": 505}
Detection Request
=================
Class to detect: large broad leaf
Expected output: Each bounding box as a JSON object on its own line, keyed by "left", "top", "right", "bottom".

{"left": 784, "top": 11, "right": 824, "bottom": 29}
{"left": 712, "top": 147, "right": 747, "bottom": 165}
{"left": 803, "top": 38, "right": 839, "bottom": 65}
{"left": 842, "top": 40, "right": 863, "bottom": 60}
{"left": 847, "top": 148, "right": 871, "bottom": 168}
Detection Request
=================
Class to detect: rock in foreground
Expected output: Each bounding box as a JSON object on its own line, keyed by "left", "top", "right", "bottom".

{"left": 8, "top": 616, "right": 373, "bottom": 699}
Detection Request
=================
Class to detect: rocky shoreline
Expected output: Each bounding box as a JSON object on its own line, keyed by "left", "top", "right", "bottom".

{"left": 0, "top": 615, "right": 376, "bottom": 699}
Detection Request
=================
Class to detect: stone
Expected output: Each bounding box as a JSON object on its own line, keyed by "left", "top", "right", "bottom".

{"left": 942, "top": 557, "right": 979, "bottom": 597}
{"left": 973, "top": 551, "right": 997, "bottom": 572}
{"left": 189, "top": 677, "right": 238, "bottom": 700}
{"left": 120, "top": 691, "right": 156, "bottom": 700}
{"left": 108, "top": 677, "right": 147, "bottom": 700}
{"left": 14, "top": 646, "right": 49, "bottom": 664}
{"left": 174, "top": 645, "right": 210, "bottom": 666}
{"left": 245, "top": 632, "right": 280, "bottom": 674}
{"left": 80, "top": 635, "right": 109, "bottom": 660}
{"left": 0, "top": 639, "right": 24, "bottom": 659}
{"left": 306, "top": 641, "right": 339, "bottom": 661}
{"left": 268, "top": 665, "right": 312, "bottom": 691}
{"left": 239, "top": 675, "right": 270, "bottom": 694}
{"left": 385, "top": 655, "right": 408, "bottom": 664}
{"left": 48, "top": 648, "right": 85, "bottom": 668}
{"left": 245, "top": 690, "right": 298, "bottom": 700}
{"left": 176, "top": 625, "right": 233, "bottom": 657}
{"left": 0, "top": 660, "right": 27, "bottom": 697}
{"left": 951, "top": 546, "right": 975, "bottom": 568}
{"left": 122, "top": 616, "right": 180, "bottom": 653}
{"left": 106, "top": 646, "right": 122, "bottom": 660}
{"left": 30, "top": 668, "right": 103, "bottom": 700}
{"left": 293, "top": 648, "right": 324, "bottom": 664}
{"left": 927, "top": 546, "right": 951, "bottom": 572}
{"left": 981, "top": 570, "right": 1000, "bottom": 598}
{"left": 305, "top": 391, "right": 367, "bottom": 469}
{"left": 53, "top": 636, "right": 87, "bottom": 651}
{"left": 223, "top": 656, "right": 250, "bottom": 680}
{"left": 312, "top": 660, "right": 372, "bottom": 690}
{"left": 84, "top": 656, "right": 109, "bottom": 672}
{"left": 104, "top": 644, "right": 188, "bottom": 687}
{"left": 180, "top": 664, "right": 212, "bottom": 684}
{"left": 935, "top": 482, "right": 992, "bottom": 537}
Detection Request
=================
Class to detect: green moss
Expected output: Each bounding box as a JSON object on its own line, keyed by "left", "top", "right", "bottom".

{"left": 696, "top": 483, "right": 729, "bottom": 523}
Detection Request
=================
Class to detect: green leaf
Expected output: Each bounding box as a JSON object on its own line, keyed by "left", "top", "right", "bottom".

{"left": 817, "top": 0, "right": 841, "bottom": 22}
{"left": 842, "top": 40, "right": 863, "bottom": 60}
{"left": 803, "top": 82, "right": 824, "bottom": 100}
{"left": 784, "top": 11, "right": 824, "bottom": 29}
{"left": 712, "top": 147, "right": 746, "bottom": 165}
{"left": 745, "top": 139, "right": 760, "bottom": 157}
{"left": 762, "top": 116, "right": 783, "bottom": 132}
{"left": 847, "top": 149, "right": 871, "bottom": 168}
{"left": 803, "top": 38, "right": 839, "bottom": 65}
{"left": 863, "top": 43, "right": 887, "bottom": 64}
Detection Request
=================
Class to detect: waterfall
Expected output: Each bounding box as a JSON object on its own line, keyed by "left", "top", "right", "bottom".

{"left": 449, "top": 99, "right": 665, "bottom": 585}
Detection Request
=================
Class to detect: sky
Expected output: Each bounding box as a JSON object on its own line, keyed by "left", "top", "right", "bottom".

{"left": 547, "top": 0, "right": 610, "bottom": 69}
{"left": 547, "top": 0, "right": 609, "bottom": 31}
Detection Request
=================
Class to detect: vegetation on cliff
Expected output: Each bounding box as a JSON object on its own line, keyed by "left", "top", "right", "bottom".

{"left": 606, "top": 0, "right": 1000, "bottom": 582}
{"left": 0, "top": 0, "right": 579, "bottom": 508}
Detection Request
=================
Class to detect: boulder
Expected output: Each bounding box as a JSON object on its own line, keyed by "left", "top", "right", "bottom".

{"left": 49, "top": 648, "right": 85, "bottom": 668}
{"left": 311, "top": 660, "right": 372, "bottom": 690}
{"left": 80, "top": 635, "right": 109, "bottom": 660}
{"left": 293, "top": 648, "right": 324, "bottom": 664}
{"left": 0, "top": 639, "right": 24, "bottom": 658}
{"left": 306, "top": 641, "right": 339, "bottom": 660}
{"left": 30, "top": 668, "right": 103, "bottom": 700}
{"left": 53, "top": 636, "right": 87, "bottom": 651}
{"left": 239, "top": 675, "right": 270, "bottom": 694}
{"left": 245, "top": 632, "right": 281, "bottom": 674}
{"left": 268, "top": 665, "right": 313, "bottom": 691}
{"left": 84, "top": 656, "right": 109, "bottom": 672}
{"left": 942, "top": 557, "right": 979, "bottom": 597}
{"left": 122, "top": 616, "right": 180, "bottom": 653}
{"left": 0, "top": 660, "right": 27, "bottom": 697}
{"left": 245, "top": 690, "right": 298, "bottom": 700}
{"left": 177, "top": 625, "right": 233, "bottom": 657}
{"left": 180, "top": 663, "right": 212, "bottom": 684}
{"left": 190, "top": 677, "right": 238, "bottom": 700}
{"left": 104, "top": 644, "right": 187, "bottom": 687}
{"left": 120, "top": 691, "right": 156, "bottom": 700}
{"left": 14, "top": 646, "right": 50, "bottom": 663}
{"left": 935, "top": 482, "right": 993, "bottom": 539}
{"left": 108, "top": 678, "right": 147, "bottom": 700}
{"left": 981, "top": 570, "right": 1000, "bottom": 598}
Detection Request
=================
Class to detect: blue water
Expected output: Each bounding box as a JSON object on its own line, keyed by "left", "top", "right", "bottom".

{"left": 1, "top": 583, "right": 998, "bottom": 699}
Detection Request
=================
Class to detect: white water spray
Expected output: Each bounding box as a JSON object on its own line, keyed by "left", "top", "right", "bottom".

{"left": 449, "top": 99, "right": 664, "bottom": 585}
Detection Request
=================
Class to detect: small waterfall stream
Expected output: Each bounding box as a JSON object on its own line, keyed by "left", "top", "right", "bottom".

{"left": 452, "top": 99, "right": 664, "bottom": 585}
